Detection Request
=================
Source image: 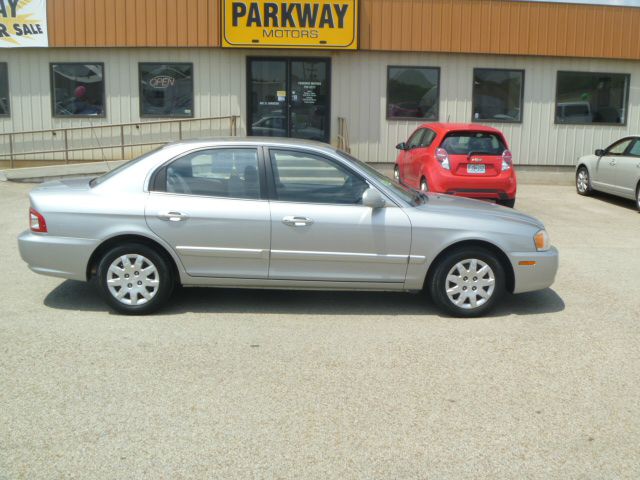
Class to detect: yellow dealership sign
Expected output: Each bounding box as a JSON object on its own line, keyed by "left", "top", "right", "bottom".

{"left": 222, "top": 0, "right": 358, "bottom": 49}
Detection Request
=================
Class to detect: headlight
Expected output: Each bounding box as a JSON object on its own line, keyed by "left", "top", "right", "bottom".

{"left": 534, "top": 229, "right": 550, "bottom": 251}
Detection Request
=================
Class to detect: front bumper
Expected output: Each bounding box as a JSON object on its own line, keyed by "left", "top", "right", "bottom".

{"left": 510, "top": 246, "right": 559, "bottom": 294}
{"left": 18, "top": 230, "right": 97, "bottom": 281}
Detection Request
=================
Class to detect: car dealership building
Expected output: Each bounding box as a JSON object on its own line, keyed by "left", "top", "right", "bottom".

{"left": 2, "top": 0, "right": 640, "bottom": 169}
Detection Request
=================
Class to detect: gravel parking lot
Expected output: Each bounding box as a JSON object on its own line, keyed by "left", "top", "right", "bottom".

{"left": 1, "top": 180, "right": 639, "bottom": 479}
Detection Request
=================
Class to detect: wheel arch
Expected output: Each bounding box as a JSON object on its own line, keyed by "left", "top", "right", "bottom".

{"left": 86, "top": 234, "right": 181, "bottom": 283}
{"left": 424, "top": 239, "right": 515, "bottom": 294}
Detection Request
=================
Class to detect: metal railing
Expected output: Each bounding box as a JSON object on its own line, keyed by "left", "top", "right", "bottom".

{"left": 337, "top": 117, "right": 350, "bottom": 154}
{"left": 0, "top": 115, "right": 239, "bottom": 167}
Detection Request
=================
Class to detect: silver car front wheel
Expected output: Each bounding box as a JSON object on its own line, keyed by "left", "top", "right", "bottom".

{"left": 576, "top": 167, "right": 592, "bottom": 196}
{"left": 97, "top": 243, "right": 175, "bottom": 315}
{"left": 429, "top": 247, "right": 505, "bottom": 317}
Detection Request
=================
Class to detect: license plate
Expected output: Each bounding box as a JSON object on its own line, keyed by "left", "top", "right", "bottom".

{"left": 467, "top": 164, "right": 486, "bottom": 174}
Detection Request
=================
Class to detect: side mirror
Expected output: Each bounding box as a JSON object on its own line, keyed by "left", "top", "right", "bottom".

{"left": 595, "top": 149, "right": 605, "bottom": 157}
{"left": 362, "top": 187, "right": 386, "bottom": 209}
{"left": 396, "top": 142, "right": 407, "bottom": 151}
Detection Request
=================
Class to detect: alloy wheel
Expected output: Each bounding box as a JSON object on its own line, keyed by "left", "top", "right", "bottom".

{"left": 421, "top": 178, "right": 429, "bottom": 192}
{"left": 577, "top": 169, "right": 589, "bottom": 194}
{"left": 106, "top": 254, "right": 159, "bottom": 306}
{"left": 445, "top": 259, "right": 496, "bottom": 310}
{"left": 393, "top": 165, "right": 400, "bottom": 182}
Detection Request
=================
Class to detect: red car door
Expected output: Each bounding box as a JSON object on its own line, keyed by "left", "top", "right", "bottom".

{"left": 411, "top": 128, "right": 437, "bottom": 184}
{"left": 403, "top": 129, "right": 425, "bottom": 185}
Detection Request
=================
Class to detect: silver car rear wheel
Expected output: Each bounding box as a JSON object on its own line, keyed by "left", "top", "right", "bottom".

{"left": 97, "top": 243, "right": 175, "bottom": 315}
{"left": 106, "top": 254, "right": 159, "bottom": 306}
{"left": 445, "top": 259, "right": 495, "bottom": 310}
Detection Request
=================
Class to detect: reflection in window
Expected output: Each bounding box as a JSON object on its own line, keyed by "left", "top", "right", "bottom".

{"left": 51, "top": 63, "right": 105, "bottom": 117}
{"left": 555, "top": 71, "right": 629, "bottom": 125}
{"left": 0, "top": 63, "right": 9, "bottom": 116}
{"left": 473, "top": 69, "right": 524, "bottom": 123}
{"left": 139, "top": 63, "right": 193, "bottom": 117}
{"left": 387, "top": 66, "right": 439, "bottom": 120}
{"left": 166, "top": 149, "right": 260, "bottom": 199}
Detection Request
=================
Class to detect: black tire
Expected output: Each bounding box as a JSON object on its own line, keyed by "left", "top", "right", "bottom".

{"left": 96, "top": 243, "right": 175, "bottom": 315}
{"left": 420, "top": 176, "right": 429, "bottom": 192}
{"left": 498, "top": 198, "right": 516, "bottom": 208}
{"left": 428, "top": 247, "right": 506, "bottom": 318}
{"left": 636, "top": 183, "right": 640, "bottom": 212}
{"left": 576, "top": 166, "right": 593, "bottom": 196}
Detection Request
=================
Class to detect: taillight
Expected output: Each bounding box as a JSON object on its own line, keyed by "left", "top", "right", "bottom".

{"left": 435, "top": 148, "right": 451, "bottom": 170}
{"left": 502, "top": 150, "right": 513, "bottom": 171}
{"left": 29, "top": 208, "right": 47, "bottom": 233}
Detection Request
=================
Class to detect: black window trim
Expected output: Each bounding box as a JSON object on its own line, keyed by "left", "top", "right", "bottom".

{"left": 386, "top": 65, "right": 441, "bottom": 121}
{"left": 471, "top": 67, "right": 525, "bottom": 124}
{"left": 138, "top": 62, "right": 195, "bottom": 119}
{"left": 554, "top": 70, "right": 630, "bottom": 127}
{"left": 50, "top": 62, "right": 107, "bottom": 119}
{"left": 0, "top": 62, "right": 9, "bottom": 117}
{"left": 149, "top": 145, "right": 268, "bottom": 201}
{"left": 265, "top": 147, "right": 370, "bottom": 206}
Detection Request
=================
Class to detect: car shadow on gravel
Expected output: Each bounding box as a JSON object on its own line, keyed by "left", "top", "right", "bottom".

{"left": 44, "top": 280, "right": 565, "bottom": 317}
{"left": 589, "top": 191, "right": 638, "bottom": 212}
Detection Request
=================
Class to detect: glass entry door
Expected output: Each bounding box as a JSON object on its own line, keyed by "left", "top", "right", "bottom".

{"left": 248, "top": 58, "right": 330, "bottom": 143}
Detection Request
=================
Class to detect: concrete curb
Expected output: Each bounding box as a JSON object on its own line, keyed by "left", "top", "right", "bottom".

{"left": 0, "top": 161, "right": 127, "bottom": 183}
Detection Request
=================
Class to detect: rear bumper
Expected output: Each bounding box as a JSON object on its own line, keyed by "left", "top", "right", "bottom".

{"left": 509, "top": 246, "right": 559, "bottom": 294}
{"left": 18, "top": 230, "right": 96, "bottom": 281}
{"left": 430, "top": 170, "right": 517, "bottom": 200}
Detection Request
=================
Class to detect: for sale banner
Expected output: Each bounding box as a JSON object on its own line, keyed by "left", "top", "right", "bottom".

{"left": 0, "top": 0, "right": 48, "bottom": 48}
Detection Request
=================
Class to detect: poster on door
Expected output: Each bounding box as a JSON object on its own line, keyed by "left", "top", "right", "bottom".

{"left": 0, "top": 0, "right": 49, "bottom": 48}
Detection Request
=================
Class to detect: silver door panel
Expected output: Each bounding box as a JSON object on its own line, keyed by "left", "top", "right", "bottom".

{"left": 145, "top": 193, "right": 270, "bottom": 278}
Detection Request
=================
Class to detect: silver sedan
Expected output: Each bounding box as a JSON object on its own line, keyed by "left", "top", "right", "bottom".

{"left": 18, "top": 138, "right": 558, "bottom": 317}
{"left": 576, "top": 136, "right": 640, "bottom": 210}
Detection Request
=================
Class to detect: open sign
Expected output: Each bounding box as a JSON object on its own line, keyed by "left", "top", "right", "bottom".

{"left": 149, "top": 76, "right": 176, "bottom": 89}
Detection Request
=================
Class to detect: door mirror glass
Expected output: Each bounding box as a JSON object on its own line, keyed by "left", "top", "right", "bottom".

{"left": 595, "top": 149, "right": 605, "bottom": 157}
{"left": 396, "top": 142, "right": 407, "bottom": 151}
{"left": 362, "top": 187, "right": 386, "bottom": 209}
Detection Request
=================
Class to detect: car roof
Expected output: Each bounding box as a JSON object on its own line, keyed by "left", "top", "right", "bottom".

{"left": 417, "top": 123, "right": 505, "bottom": 135}
{"left": 164, "top": 136, "right": 339, "bottom": 154}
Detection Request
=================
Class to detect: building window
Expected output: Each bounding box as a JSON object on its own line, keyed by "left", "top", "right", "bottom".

{"left": 51, "top": 63, "right": 105, "bottom": 117}
{"left": 472, "top": 68, "right": 524, "bottom": 123}
{"left": 139, "top": 63, "right": 194, "bottom": 118}
{"left": 555, "top": 71, "right": 629, "bottom": 125}
{"left": 0, "top": 63, "right": 9, "bottom": 116}
{"left": 387, "top": 66, "right": 440, "bottom": 120}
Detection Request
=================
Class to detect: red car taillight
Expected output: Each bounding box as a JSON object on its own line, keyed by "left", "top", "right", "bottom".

{"left": 502, "top": 150, "right": 513, "bottom": 171}
{"left": 435, "top": 148, "right": 451, "bottom": 170}
{"left": 29, "top": 208, "right": 47, "bottom": 233}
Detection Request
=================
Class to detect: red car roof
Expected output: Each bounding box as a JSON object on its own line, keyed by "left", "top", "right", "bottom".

{"left": 418, "top": 122, "right": 505, "bottom": 135}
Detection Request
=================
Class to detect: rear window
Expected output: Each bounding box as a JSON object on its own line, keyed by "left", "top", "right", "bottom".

{"left": 440, "top": 131, "right": 506, "bottom": 156}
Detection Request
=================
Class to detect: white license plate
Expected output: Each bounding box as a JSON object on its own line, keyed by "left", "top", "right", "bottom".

{"left": 467, "top": 164, "right": 486, "bottom": 174}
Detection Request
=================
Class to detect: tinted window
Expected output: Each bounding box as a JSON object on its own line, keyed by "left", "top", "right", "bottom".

{"left": 440, "top": 132, "right": 506, "bottom": 156}
{"left": 270, "top": 150, "right": 368, "bottom": 205}
{"left": 627, "top": 140, "right": 640, "bottom": 157}
{"left": 473, "top": 68, "right": 524, "bottom": 123}
{"left": 387, "top": 66, "right": 439, "bottom": 120}
{"left": 0, "top": 63, "right": 8, "bottom": 116}
{"left": 556, "top": 71, "right": 629, "bottom": 125}
{"left": 407, "top": 129, "right": 425, "bottom": 149}
{"left": 420, "top": 129, "right": 437, "bottom": 147}
{"left": 51, "top": 63, "right": 105, "bottom": 117}
{"left": 606, "top": 138, "right": 632, "bottom": 156}
{"left": 165, "top": 148, "right": 260, "bottom": 199}
{"left": 139, "top": 63, "right": 193, "bottom": 117}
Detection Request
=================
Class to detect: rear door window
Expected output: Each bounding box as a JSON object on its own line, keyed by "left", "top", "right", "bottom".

{"left": 440, "top": 131, "right": 506, "bottom": 155}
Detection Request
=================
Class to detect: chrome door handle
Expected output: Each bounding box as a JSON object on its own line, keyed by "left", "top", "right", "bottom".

{"left": 158, "top": 211, "right": 188, "bottom": 222}
{"left": 609, "top": 160, "right": 616, "bottom": 166}
{"left": 282, "top": 216, "right": 314, "bottom": 227}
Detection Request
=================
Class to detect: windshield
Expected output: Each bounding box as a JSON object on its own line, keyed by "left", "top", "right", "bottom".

{"left": 338, "top": 151, "right": 422, "bottom": 205}
{"left": 440, "top": 131, "right": 506, "bottom": 156}
{"left": 90, "top": 146, "right": 165, "bottom": 187}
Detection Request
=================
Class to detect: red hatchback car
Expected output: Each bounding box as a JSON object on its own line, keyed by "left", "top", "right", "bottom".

{"left": 394, "top": 123, "right": 517, "bottom": 207}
